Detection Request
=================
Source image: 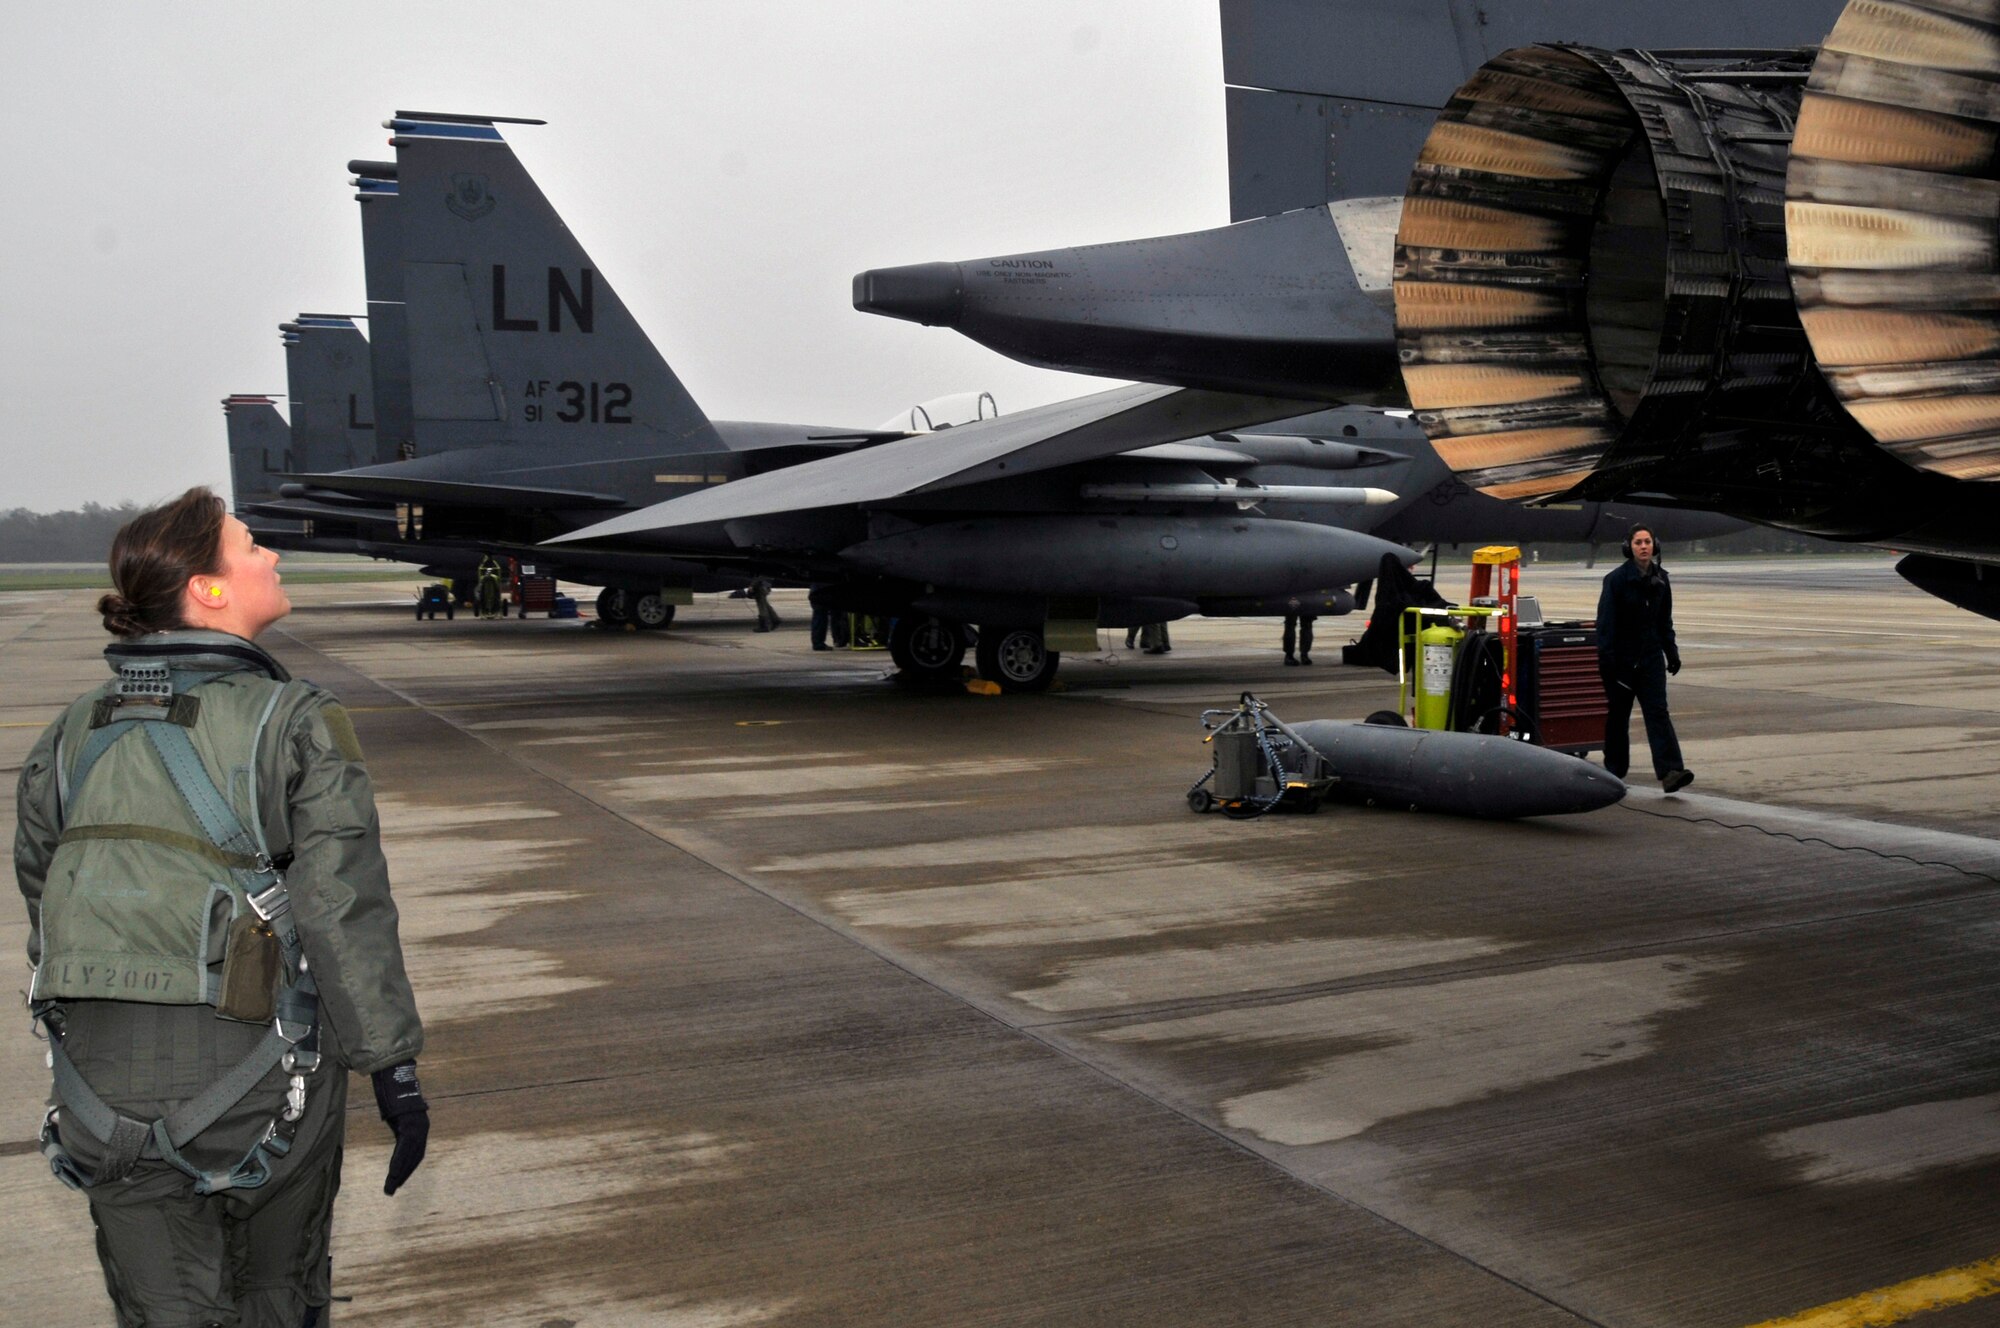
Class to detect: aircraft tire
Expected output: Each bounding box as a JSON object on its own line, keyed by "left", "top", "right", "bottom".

{"left": 597, "top": 588, "right": 632, "bottom": 625}
{"left": 975, "top": 626, "right": 1059, "bottom": 693}
{"left": 1363, "top": 710, "right": 1407, "bottom": 727}
{"left": 888, "top": 615, "right": 966, "bottom": 683}
{"left": 633, "top": 594, "right": 676, "bottom": 629}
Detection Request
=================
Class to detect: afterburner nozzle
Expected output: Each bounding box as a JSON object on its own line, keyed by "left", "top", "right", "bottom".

{"left": 853, "top": 262, "right": 965, "bottom": 327}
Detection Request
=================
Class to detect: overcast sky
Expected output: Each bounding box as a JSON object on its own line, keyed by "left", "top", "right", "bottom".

{"left": 2, "top": 2, "right": 1227, "bottom": 513}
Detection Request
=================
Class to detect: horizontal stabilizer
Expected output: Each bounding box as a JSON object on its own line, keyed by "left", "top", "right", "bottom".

{"left": 1897, "top": 554, "right": 2000, "bottom": 624}
{"left": 283, "top": 472, "right": 628, "bottom": 510}
{"left": 548, "top": 385, "right": 1325, "bottom": 544}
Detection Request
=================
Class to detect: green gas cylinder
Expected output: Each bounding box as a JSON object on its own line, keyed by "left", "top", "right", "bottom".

{"left": 1416, "top": 622, "right": 1465, "bottom": 730}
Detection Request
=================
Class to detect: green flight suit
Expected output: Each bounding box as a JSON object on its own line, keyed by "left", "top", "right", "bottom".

{"left": 13, "top": 631, "right": 424, "bottom": 1327}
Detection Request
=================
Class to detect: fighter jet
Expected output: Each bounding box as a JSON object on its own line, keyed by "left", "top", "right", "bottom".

{"left": 261, "top": 113, "right": 1421, "bottom": 684}
{"left": 854, "top": 0, "right": 2000, "bottom": 620}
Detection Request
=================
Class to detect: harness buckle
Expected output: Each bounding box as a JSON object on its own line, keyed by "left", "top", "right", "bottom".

{"left": 282, "top": 1048, "right": 321, "bottom": 1075}
{"left": 283, "top": 1073, "right": 308, "bottom": 1123}
{"left": 247, "top": 880, "right": 289, "bottom": 922}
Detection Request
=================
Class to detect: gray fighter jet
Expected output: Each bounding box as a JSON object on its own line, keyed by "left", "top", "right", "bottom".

{"left": 852, "top": 0, "right": 2000, "bottom": 619}
{"left": 270, "top": 113, "right": 1421, "bottom": 684}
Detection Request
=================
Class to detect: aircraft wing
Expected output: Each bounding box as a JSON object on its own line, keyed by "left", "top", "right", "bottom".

{"left": 547, "top": 384, "right": 1324, "bottom": 544}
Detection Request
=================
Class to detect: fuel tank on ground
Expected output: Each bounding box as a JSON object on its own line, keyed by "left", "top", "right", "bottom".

{"left": 854, "top": 206, "right": 1402, "bottom": 405}
{"left": 1290, "top": 721, "right": 1626, "bottom": 819}
{"left": 839, "top": 515, "right": 1414, "bottom": 598}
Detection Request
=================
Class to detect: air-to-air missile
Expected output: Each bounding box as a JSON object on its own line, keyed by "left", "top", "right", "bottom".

{"left": 839, "top": 513, "right": 1407, "bottom": 598}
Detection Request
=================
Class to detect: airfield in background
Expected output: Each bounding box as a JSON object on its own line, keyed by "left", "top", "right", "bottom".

{"left": 6, "top": 555, "right": 2000, "bottom": 1326}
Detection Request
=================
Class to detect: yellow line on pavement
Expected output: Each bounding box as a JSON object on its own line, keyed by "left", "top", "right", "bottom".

{"left": 1746, "top": 1254, "right": 2000, "bottom": 1328}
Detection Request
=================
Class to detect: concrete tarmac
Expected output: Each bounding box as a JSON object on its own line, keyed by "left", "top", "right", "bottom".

{"left": 4, "top": 557, "right": 2000, "bottom": 1326}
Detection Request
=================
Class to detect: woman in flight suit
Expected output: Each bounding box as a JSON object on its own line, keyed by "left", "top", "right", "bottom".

{"left": 14, "top": 487, "right": 430, "bottom": 1326}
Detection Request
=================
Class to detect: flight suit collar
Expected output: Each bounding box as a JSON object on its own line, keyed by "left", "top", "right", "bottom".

{"left": 102, "top": 630, "right": 291, "bottom": 683}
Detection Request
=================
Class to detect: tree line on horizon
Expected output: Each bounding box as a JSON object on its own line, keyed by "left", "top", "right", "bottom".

{"left": 0, "top": 504, "right": 143, "bottom": 563}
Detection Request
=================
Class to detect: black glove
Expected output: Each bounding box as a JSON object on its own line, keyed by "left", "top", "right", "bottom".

{"left": 372, "top": 1062, "right": 430, "bottom": 1196}
{"left": 1598, "top": 659, "right": 1629, "bottom": 693}
{"left": 1666, "top": 652, "right": 1682, "bottom": 676}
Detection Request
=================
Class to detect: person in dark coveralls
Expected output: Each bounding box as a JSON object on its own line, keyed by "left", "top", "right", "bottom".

{"left": 14, "top": 488, "right": 429, "bottom": 1326}
{"left": 1596, "top": 524, "right": 1695, "bottom": 792}
{"left": 1282, "top": 608, "right": 1316, "bottom": 666}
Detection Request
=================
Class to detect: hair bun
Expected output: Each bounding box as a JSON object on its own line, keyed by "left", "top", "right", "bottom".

{"left": 97, "top": 591, "right": 146, "bottom": 638}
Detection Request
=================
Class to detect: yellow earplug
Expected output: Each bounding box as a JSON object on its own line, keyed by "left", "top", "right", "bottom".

{"left": 209, "top": 587, "right": 222, "bottom": 597}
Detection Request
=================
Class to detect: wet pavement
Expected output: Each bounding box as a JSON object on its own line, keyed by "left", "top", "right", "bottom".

{"left": 4, "top": 556, "right": 1999, "bottom": 1327}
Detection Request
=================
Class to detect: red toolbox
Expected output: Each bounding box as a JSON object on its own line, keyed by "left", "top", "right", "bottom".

{"left": 1516, "top": 623, "right": 1607, "bottom": 755}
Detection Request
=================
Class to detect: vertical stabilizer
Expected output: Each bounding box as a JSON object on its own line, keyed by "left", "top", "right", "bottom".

{"left": 385, "top": 112, "right": 724, "bottom": 458}
{"left": 281, "top": 314, "right": 376, "bottom": 473}
{"left": 352, "top": 159, "right": 414, "bottom": 464}
{"left": 222, "top": 395, "right": 290, "bottom": 508}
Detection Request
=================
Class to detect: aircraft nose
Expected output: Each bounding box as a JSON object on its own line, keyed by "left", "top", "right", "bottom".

{"left": 853, "top": 262, "right": 965, "bottom": 326}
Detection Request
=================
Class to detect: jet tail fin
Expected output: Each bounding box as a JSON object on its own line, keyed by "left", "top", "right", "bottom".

{"left": 281, "top": 314, "right": 376, "bottom": 473}
{"left": 382, "top": 112, "right": 724, "bottom": 460}
{"left": 222, "top": 395, "right": 290, "bottom": 510}
{"left": 352, "top": 159, "right": 414, "bottom": 464}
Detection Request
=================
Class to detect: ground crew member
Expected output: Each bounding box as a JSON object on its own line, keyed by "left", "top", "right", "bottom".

{"left": 474, "top": 554, "right": 505, "bottom": 619}
{"left": 1283, "top": 609, "right": 1315, "bottom": 666}
{"left": 1597, "top": 523, "right": 1694, "bottom": 792}
{"left": 750, "top": 576, "right": 781, "bottom": 633}
{"left": 13, "top": 487, "right": 428, "bottom": 1327}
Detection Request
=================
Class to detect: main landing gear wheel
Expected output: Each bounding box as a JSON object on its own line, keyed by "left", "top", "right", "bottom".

{"left": 632, "top": 593, "right": 676, "bottom": 629}
{"left": 889, "top": 615, "right": 967, "bottom": 684}
{"left": 975, "top": 626, "right": 1059, "bottom": 694}
{"left": 597, "top": 588, "right": 632, "bottom": 625}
